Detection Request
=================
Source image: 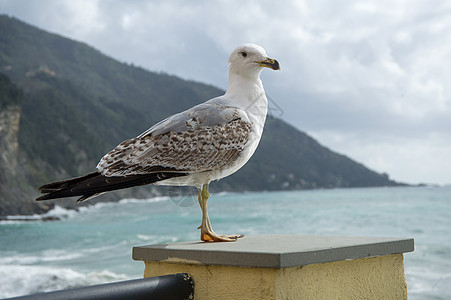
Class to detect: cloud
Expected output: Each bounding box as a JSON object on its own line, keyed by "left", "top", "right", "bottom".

{"left": 1, "top": 0, "right": 450, "bottom": 184}
{"left": 309, "top": 130, "right": 451, "bottom": 185}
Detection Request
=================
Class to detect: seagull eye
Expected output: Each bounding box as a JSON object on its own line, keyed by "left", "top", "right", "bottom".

{"left": 241, "top": 51, "right": 247, "bottom": 58}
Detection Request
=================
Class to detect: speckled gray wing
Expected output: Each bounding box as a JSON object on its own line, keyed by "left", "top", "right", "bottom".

{"left": 97, "top": 103, "right": 252, "bottom": 177}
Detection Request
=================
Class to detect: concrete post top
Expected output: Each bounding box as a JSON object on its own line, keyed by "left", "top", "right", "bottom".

{"left": 133, "top": 234, "right": 414, "bottom": 268}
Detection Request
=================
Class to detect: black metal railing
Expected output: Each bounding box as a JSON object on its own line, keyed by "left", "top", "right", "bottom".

{"left": 4, "top": 273, "right": 194, "bottom": 300}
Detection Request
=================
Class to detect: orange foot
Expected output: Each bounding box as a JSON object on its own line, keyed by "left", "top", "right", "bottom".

{"left": 201, "top": 230, "right": 244, "bottom": 242}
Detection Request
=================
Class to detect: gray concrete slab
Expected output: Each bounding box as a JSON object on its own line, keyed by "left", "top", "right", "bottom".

{"left": 133, "top": 234, "right": 414, "bottom": 268}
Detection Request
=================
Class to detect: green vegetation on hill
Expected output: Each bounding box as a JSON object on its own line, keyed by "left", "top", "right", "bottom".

{"left": 19, "top": 74, "right": 108, "bottom": 180}
{"left": 0, "top": 73, "right": 22, "bottom": 109}
{"left": 0, "top": 15, "right": 401, "bottom": 215}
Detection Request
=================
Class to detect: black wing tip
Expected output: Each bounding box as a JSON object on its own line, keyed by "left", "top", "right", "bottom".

{"left": 35, "top": 195, "right": 49, "bottom": 201}
{"left": 75, "top": 193, "right": 101, "bottom": 203}
{"left": 38, "top": 184, "right": 57, "bottom": 193}
{"left": 38, "top": 187, "right": 58, "bottom": 193}
{"left": 35, "top": 171, "right": 189, "bottom": 202}
{"left": 36, "top": 172, "right": 101, "bottom": 202}
{"left": 36, "top": 193, "right": 95, "bottom": 203}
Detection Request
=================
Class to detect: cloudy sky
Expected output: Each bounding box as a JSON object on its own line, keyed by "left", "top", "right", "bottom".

{"left": 1, "top": 0, "right": 450, "bottom": 185}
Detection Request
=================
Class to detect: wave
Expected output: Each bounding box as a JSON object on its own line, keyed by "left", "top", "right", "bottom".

{"left": 1, "top": 206, "right": 78, "bottom": 223}
{"left": 212, "top": 191, "right": 230, "bottom": 197}
{"left": 118, "top": 196, "right": 171, "bottom": 204}
{"left": 2, "top": 191, "right": 208, "bottom": 223}
{"left": 0, "top": 251, "right": 82, "bottom": 265}
{"left": 136, "top": 234, "right": 179, "bottom": 244}
{"left": 42, "top": 205, "right": 79, "bottom": 219}
{"left": 76, "top": 196, "right": 172, "bottom": 212}
{"left": 0, "top": 241, "right": 130, "bottom": 265}
{"left": 0, "top": 264, "right": 131, "bottom": 298}
{"left": 1, "top": 196, "right": 173, "bottom": 224}
{"left": 0, "top": 190, "right": 216, "bottom": 223}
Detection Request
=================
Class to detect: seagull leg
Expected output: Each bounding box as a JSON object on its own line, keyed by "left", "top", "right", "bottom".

{"left": 197, "top": 187, "right": 211, "bottom": 230}
{"left": 197, "top": 184, "right": 244, "bottom": 242}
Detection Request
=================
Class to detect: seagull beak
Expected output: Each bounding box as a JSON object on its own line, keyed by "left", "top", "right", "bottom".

{"left": 257, "top": 57, "right": 280, "bottom": 70}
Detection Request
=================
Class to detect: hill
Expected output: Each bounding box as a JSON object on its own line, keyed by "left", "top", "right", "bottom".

{"left": 0, "top": 15, "right": 400, "bottom": 216}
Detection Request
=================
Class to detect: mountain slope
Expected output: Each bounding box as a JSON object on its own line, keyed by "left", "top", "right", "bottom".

{"left": 0, "top": 15, "right": 400, "bottom": 215}
{"left": 0, "top": 74, "right": 54, "bottom": 215}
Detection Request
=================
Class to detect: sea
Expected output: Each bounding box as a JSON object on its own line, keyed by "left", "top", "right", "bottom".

{"left": 0, "top": 186, "right": 450, "bottom": 299}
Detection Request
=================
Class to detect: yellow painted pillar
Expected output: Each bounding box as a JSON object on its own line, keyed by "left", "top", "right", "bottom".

{"left": 133, "top": 235, "right": 414, "bottom": 300}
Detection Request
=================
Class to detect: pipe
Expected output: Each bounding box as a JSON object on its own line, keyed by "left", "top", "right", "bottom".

{"left": 5, "top": 273, "right": 194, "bottom": 300}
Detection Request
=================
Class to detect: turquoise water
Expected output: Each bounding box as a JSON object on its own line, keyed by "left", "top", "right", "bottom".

{"left": 1, "top": 186, "right": 450, "bottom": 299}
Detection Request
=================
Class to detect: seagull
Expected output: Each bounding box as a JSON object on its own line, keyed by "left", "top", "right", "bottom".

{"left": 36, "top": 44, "right": 280, "bottom": 242}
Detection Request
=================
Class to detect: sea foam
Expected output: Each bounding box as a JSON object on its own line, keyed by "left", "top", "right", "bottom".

{"left": 0, "top": 265, "right": 130, "bottom": 298}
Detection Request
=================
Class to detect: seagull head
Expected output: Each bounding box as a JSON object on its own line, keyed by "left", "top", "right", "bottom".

{"left": 228, "top": 44, "right": 280, "bottom": 79}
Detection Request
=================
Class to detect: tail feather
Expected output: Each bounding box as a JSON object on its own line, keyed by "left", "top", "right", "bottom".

{"left": 36, "top": 171, "right": 187, "bottom": 202}
{"left": 38, "top": 172, "right": 99, "bottom": 193}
